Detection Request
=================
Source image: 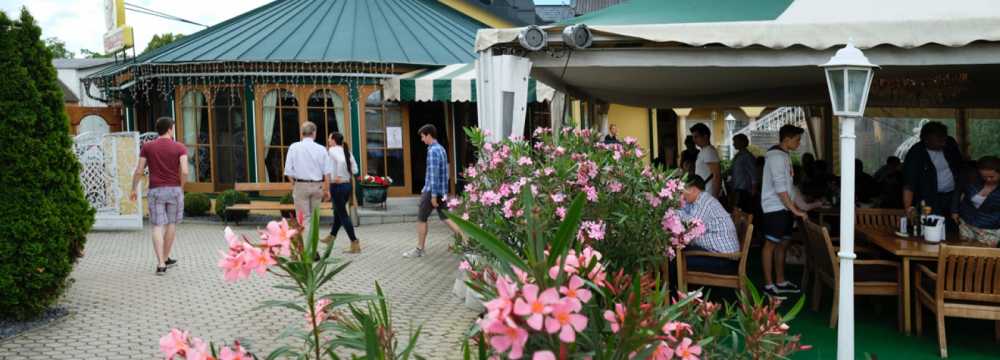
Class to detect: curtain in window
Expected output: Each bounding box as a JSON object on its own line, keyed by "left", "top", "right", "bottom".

{"left": 262, "top": 91, "right": 277, "bottom": 182}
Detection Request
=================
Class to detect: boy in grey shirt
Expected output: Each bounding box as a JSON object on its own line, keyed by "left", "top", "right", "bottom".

{"left": 760, "top": 125, "right": 807, "bottom": 298}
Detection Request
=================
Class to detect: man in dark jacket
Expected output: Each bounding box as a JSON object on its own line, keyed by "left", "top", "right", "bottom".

{"left": 903, "top": 121, "right": 963, "bottom": 229}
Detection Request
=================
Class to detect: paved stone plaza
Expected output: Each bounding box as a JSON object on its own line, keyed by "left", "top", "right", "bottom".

{"left": 0, "top": 222, "right": 478, "bottom": 359}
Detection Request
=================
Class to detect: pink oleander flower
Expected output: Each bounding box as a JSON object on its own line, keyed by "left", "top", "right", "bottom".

{"left": 583, "top": 185, "right": 598, "bottom": 202}
{"left": 550, "top": 193, "right": 565, "bottom": 204}
{"left": 261, "top": 219, "right": 296, "bottom": 257}
{"left": 447, "top": 197, "right": 462, "bottom": 210}
{"left": 609, "top": 181, "right": 623, "bottom": 193}
{"left": 514, "top": 284, "right": 559, "bottom": 330}
{"left": 545, "top": 300, "right": 588, "bottom": 343}
{"left": 486, "top": 319, "right": 529, "bottom": 359}
{"left": 554, "top": 146, "right": 566, "bottom": 156}
{"left": 481, "top": 191, "right": 502, "bottom": 206}
{"left": 662, "top": 210, "right": 685, "bottom": 235}
{"left": 603, "top": 303, "right": 626, "bottom": 333}
{"left": 635, "top": 148, "right": 644, "bottom": 158}
{"left": 462, "top": 212, "right": 470, "bottom": 220}
{"left": 642, "top": 166, "right": 653, "bottom": 178}
{"left": 459, "top": 260, "right": 473, "bottom": 272}
{"left": 651, "top": 341, "right": 675, "bottom": 360}
{"left": 518, "top": 156, "right": 533, "bottom": 166}
{"left": 559, "top": 275, "right": 592, "bottom": 311}
{"left": 666, "top": 179, "right": 683, "bottom": 194}
{"left": 531, "top": 185, "right": 539, "bottom": 196}
{"left": 219, "top": 230, "right": 251, "bottom": 282}
{"left": 484, "top": 276, "right": 518, "bottom": 323}
{"left": 242, "top": 243, "right": 276, "bottom": 276}
{"left": 483, "top": 129, "right": 494, "bottom": 138}
{"left": 624, "top": 136, "right": 638, "bottom": 145}
{"left": 533, "top": 351, "right": 556, "bottom": 360}
{"left": 543, "top": 167, "right": 556, "bottom": 176}
{"left": 159, "top": 328, "right": 189, "bottom": 359}
{"left": 512, "top": 266, "right": 531, "bottom": 284}
{"left": 548, "top": 250, "right": 581, "bottom": 279}
{"left": 578, "top": 221, "right": 606, "bottom": 242}
{"left": 186, "top": 337, "right": 213, "bottom": 360}
{"left": 663, "top": 321, "right": 693, "bottom": 339}
{"left": 219, "top": 344, "right": 252, "bottom": 360}
{"left": 675, "top": 338, "right": 702, "bottom": 360}
{"left": 645, "top": 192, "right": 662, "bottom": 208}
{"left": 555, "top": 207, "right": 567, "bottom": 221}
{"left": 306, "top": 298, "right": 333, "bottom": 329}
{"left": 466, "top": 166, "right": 478, "bottom": 178}
{"left": 502, "top": 198, "right": 520, "bottom": 219}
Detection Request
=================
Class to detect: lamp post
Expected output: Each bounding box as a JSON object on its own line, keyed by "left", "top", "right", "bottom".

{"left": 820, "top": 42, "right": 878, "bottom": 360}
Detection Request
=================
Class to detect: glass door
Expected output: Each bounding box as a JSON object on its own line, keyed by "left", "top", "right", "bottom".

{"left": 211, "top": 88, "right": 248, "bottom": 190}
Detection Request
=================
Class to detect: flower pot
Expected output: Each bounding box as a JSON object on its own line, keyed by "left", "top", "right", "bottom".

{"left": 452, "top": 273, "right": 468, "bottom": 299}
{"left": 361, "top": 185, "right": 388, "bottom": 204}
{"left": 464, "top": 287, "right": 485, "bottom": 312}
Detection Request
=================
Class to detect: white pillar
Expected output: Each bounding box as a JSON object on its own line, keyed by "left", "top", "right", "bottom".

{"left": 475, "top": 51, "right": 532, "bottom": 142}
{"left": 837, "top": 116, "right": 858, "bottom": 360}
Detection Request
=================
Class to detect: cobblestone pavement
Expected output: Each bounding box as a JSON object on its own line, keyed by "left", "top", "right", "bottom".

{"left": 0, "top": 222, "right": 478, "bottom": 359}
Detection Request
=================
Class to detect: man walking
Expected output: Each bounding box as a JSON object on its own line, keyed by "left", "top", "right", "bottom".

{"left": 284, "top": 121, "right": 332, "bottom": 238}
{"left": 690, "top": 123, "right": 721, "bottom": 198}
{"left": 760, "top": 124, "right": 808, "bottom": 298}
{"left": 404, "top": 124, "right": 463, "bottom": 258}
{"left": 131, "top": 117, "right": 188, "bottom": 275}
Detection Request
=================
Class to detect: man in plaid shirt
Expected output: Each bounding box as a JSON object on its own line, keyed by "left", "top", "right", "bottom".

{"left": 404, "top": 124, "right": 464, "bottom": 258}
{"left": 678, "top": 175, "right": 740, "bottom": 272}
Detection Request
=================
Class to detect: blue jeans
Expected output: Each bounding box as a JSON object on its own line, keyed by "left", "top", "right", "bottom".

{"left": 329, "top": 183, "right": 357, "bottom": 241}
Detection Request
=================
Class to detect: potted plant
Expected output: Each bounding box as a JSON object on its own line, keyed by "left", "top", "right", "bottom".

{"left": 360, "top": 174, "right": 392, "bottom": 205}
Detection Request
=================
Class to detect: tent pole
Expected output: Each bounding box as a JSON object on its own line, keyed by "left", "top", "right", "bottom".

{"left": 837, "top": 115, "right": 858, "bottom": 360}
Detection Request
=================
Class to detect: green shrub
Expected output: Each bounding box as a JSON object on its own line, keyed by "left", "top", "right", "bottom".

{"left": 184, "top": 192, "right": 211, "bottom": 216}
{"left": 214, "top": 189, "right": 250, "bottom": 222}
{"left": 0, "top": 10, "right": 95, "bottom": 320}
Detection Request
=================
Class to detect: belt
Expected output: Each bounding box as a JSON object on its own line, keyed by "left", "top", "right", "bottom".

{"left": 295, "top": 178, "right": 322, "bottom": 183}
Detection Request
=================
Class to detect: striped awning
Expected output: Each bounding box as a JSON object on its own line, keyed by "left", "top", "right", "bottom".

{"left": 384, "top": 63, "right": 554, "bottom": 103}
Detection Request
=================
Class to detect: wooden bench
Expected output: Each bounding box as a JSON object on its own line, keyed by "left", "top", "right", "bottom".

{"left": 225, "top": 183, "right": 332, "bottom": 223}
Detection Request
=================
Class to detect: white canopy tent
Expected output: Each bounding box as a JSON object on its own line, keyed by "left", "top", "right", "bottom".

{"left": 472, "top": 0, "right": 1000, "bottom": 357}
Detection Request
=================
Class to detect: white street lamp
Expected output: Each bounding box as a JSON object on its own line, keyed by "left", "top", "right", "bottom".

{"left": 820, "top": 42, "right": 878, "bottom": 360}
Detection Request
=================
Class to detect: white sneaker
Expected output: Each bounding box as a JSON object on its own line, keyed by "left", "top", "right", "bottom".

{"left": 403, "top": 248, "right": 425, "bottom": 258}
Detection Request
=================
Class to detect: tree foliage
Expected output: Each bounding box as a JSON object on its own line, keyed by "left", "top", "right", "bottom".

{"left": 143, "top": 32, "right": 184, "bottom": 55}
{"left": 0, "top": 9, "right": 95, "bottom": 320}
{"left": 43, "top": 36, "right": 73, "bottom": 59}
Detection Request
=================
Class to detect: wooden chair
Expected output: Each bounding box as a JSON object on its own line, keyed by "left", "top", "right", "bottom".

{"left": 677, "top": 210, "right": 753, "bottom": 293}
{"left": 855, "top": 208, "right": 906, "bottom": 233}
{"left": 914, "top": 245, "right": 1000, "bottom": 358}
{"left": 802, "top": 220, "right": 903, "bottom": 329}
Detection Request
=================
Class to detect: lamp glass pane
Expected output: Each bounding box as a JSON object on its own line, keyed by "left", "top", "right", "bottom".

{"left": 847, "top": 69, "right": 870, "bottom": 113}
{"left": 827, "top": 68, "right": 845, "bottom": 113}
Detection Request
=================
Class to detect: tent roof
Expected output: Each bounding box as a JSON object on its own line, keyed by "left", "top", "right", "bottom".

{"left": 477, "top": 0, "right": 1000, "bottom": 51}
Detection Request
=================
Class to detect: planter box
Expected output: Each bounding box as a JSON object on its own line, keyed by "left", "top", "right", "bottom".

{"left": 361, "top": 185, "right": 388, "bottom": 204}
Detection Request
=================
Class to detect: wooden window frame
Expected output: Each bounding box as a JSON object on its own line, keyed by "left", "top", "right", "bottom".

{"left": 175, "top": 85, "right": 249, "bottom": 193}
{"left": 359, "top": 85, "right": 412, "bottom": 197}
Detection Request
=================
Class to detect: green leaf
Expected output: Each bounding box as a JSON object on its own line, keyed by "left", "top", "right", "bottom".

{"left": 549, "top": 193, "right": 587, "bottom": 266}
{"left": 265, "top": 346, "right": 299, "bottom": 360}
{"left": 254, "top": 300, "right": 306, "bottom": 313}
{"left": 782, "top": 294, "right": 807, "bottom": 323}
{"left": 446, "top": 211, "right": 528, "bottom": 272}
{"left": 319, "top": 293, "right": 378, "bottom": 307}
{"left": 317, "top": 261, "right": 352, "bottom": 288}
{"left": 744, "top": 276, "right": 763, "bottom": 306}
{"left": 399, "top": 325, "right": 423, "bottom": 359}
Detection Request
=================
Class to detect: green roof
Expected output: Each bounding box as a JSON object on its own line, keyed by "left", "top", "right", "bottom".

{"left": 562, "top": 0, "right": 793, "bottom": 26}
{"left": 128, "top": 0, "right": 486, "bottom": 66}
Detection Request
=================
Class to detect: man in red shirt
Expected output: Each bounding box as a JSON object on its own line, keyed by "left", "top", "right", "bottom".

{"left": 131, "top": 117, "right": 189, "bottom": 275}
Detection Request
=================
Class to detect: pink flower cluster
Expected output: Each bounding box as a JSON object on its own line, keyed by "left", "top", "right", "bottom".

{"left": 480, "top": 273, "right": 593, "bottom": 359}
{"left": 547, "top": 247, "right": 607, "bottom": 287}
{"left": 305, "top": 298, "right": 334, "bottom": 329}
{"left": 218, "top": 220, "right": 296, "bottom": 282}
{"left": 160, "top": 329, "right": 251, "bottom": 360}
{"left": 660, "top": 210, "right": 707, "bottom": 253}
{"left": 577, "top": 220, "right": 606, "bottom": 242}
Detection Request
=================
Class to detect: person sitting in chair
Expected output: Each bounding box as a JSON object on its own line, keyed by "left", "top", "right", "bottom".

{"left": 678, "top": 175, "right": 740, "bottom": 272}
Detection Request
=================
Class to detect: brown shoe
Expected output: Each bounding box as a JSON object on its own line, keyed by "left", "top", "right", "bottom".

{"left": 343, "top": 241, "right": 361, "bottom": 254}
{"left": 321, "top": 235, "right": 335, "bottom": 244}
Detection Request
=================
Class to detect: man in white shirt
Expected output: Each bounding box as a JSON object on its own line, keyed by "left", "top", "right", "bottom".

{"left": 760, "top": 124, "right": 807, "bottom": 298}
{"left": 690, "top": 123, "right": 721, "bottom": 198}
{"left": 284, "top": 121, "right": 332, "bottom": 238}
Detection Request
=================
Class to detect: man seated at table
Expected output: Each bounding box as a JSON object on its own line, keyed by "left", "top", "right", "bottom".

{"left": 954, "top": 156, "right": 1000, "bottom": 247}
{"left": 679, "top": 175, "right": 741, "bottom": 273}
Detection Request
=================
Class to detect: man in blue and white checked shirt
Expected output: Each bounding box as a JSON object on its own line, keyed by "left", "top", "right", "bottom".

{"left": 404, "top": 124, "right": 464, "bottom": 258}
{"left": 678, "top": 175, "right": 740, "bottom": 273}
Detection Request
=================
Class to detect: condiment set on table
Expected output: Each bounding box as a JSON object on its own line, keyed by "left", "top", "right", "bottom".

{"left": 897, "top": 201, "right": 946, "bottom": 243}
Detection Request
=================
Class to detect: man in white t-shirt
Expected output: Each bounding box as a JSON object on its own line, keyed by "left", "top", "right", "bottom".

{"left": 690, "top": 123, "right": 721, "bottom": 198}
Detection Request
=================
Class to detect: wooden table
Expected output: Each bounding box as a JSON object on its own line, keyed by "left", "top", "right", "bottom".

{"left": 856, "top": 226, "right": 984, "bottom": 335}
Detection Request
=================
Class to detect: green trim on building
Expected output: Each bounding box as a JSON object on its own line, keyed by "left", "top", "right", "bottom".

{"left": 527, "top": 80, "right": 537, "bottom": 103}
{"left": 349, "top": 81, "right": 362, "bottom": 169}
{"left": 244, "top": 81, "right": 257, "bottom": 183}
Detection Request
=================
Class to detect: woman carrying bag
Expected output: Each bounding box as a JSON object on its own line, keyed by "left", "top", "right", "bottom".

{"left": 323, "top": 132, "right": 361, "bottom": 253}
